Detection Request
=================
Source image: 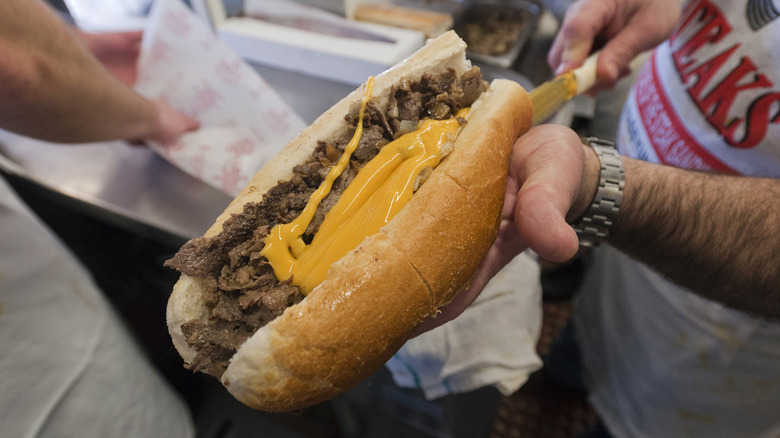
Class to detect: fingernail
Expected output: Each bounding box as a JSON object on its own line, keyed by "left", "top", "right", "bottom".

{"left": 555, "top": 45, "right": 577, "bottom": 75}
{"left": 555, "top": 61, "right": 570, "bottom": 76}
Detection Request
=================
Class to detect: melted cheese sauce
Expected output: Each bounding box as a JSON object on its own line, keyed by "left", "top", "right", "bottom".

{"left": 261, "top": 77, "right": 468, "bottom": 294}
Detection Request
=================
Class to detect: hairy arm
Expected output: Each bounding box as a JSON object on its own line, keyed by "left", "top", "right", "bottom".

{"left": 512, "top": 126, "right": 780, "bottom": 318}
{"left": 545, "top": 0, "right": 779, "bottom": 315}
{"left": 612, "top": 158, "right": 780, "bottom": 317}
{"left": 0, "top": 0, "right": 196, "bottom": 143}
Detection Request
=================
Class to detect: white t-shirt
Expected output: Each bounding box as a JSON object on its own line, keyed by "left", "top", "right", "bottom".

{"left": 0, "top": 176, "right": 194, "bottom": 438}
{"left": 575, "top": 0, "right": 780, "bottom": 436}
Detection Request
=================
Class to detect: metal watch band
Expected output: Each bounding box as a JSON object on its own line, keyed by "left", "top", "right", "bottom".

{"left": 572, "top": 137, "right": 625, "bottom": 248}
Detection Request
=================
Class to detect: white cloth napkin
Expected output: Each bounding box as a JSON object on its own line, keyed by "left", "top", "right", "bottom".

{"left": 386, "top": 250, "right": 543, "bottom": 399}
{"left": 0, "top": 177, "right": 193, "bottom": 438}
{"left": 135, "top": 0, "right": 306, "bottom": 196}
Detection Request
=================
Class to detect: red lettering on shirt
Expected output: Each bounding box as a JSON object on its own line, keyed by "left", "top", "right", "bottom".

{"left": 669, "top": 0, "right": 778, "bottom": 149}
{"left": 634, "top": 54, "right": 737, "bottom": 174}
{"left": 698, "top": 57, "right": 774, "bottom": 147}
{"left": 680, "top": 45, "right": 739, "bottom": 98}
{"left": 672, "top": 0, "right": 732, "bottom": 70}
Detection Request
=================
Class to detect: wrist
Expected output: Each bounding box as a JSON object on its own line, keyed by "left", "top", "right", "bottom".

{"left": 570, "top": 138, "right": 625, "bottom": 248}
{"left": 567, "top": 140, "right": 602, "bottom": 222}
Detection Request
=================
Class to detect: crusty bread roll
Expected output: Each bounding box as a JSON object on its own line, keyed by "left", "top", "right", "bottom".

{"left": 166, "top": 30, "right": 532, "bottom": 412}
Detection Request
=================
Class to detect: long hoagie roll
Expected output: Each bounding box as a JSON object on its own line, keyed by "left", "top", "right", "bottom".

{"left": 165, "top": 30, "right": 532, "bottom": 412}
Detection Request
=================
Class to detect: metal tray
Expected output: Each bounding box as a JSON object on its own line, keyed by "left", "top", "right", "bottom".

{"left": 454, "top": 0, "right": 540, "bottom": 68}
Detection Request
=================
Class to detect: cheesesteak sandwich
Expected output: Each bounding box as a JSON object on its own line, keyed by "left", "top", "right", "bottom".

{"left": 165, "top": 30, "right": 532, "bottom": 412}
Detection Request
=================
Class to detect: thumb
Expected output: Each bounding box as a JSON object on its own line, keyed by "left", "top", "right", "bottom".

{"left": 150, "top": 100, "right": 200, "bottom": 145}
{"left": 511, "top": 126, "right": 588, "bottom": 262}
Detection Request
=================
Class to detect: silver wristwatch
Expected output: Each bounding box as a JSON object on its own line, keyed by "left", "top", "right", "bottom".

{"left": 571, "top": 137, "right": 625, "bottom": 248}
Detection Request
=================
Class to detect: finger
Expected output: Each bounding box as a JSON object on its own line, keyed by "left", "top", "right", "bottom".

{"left": 515, "top": 182, "right": 580, "bottom": 262}
{"left": 122, "top": 30, "right": 144, "bottom": 43}
{"left": 548, "top": 0, "right": 613, "bottom": 74}
{"left": 594, "top": 2, "right": 679, "bottom": 82}
{"left": 585, "top": 65, "right": 631, "bottom": 96}
{"left": 596, "top": 23, "right": 668, "bottom": 82}
{"left": 144, "top": 100, "right": 200, "bottom": 145}
{"left": 119, "top": 31, "right": 143, "bottom": 55}
{"left": 511, "top": 126, "right": 585, "bottom": 262}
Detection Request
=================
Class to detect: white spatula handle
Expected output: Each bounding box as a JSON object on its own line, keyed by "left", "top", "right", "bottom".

{"left": 573, "top": 51, "right": 600, "bottom": 94}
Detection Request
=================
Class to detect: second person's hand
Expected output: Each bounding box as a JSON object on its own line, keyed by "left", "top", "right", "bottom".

{"left": 548, "top": 0, "right": 681, "bottom": 87}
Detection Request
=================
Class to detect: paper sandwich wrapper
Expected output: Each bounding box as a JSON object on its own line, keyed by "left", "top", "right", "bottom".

{"left": 135, "top": 0, "right": 306, "bottom": 196}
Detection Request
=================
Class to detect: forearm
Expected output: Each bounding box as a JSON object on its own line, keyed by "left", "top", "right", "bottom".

{"left": 0, "top": 0, "right": 160, "bottom": 143}
{"left": 610, "top": 158, "right": 780, "bottom": 317}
